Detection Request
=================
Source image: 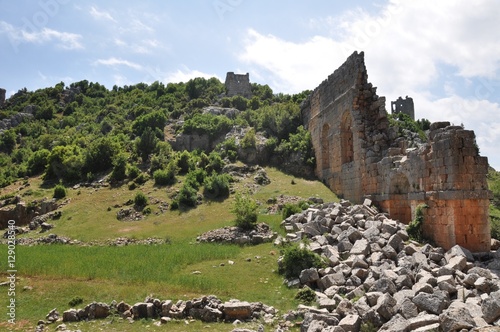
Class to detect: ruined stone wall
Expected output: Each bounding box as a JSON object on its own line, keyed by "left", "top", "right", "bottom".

{"left": 302, "top": 51, "right": 491, "bottom": 252}
{"left": 0, "top": 88, "right": 6, "bottom": 107}
{"left": 225, "top": 72, "right": 252, "bottom": 98}
{"left": 391, "top": 96, "right": 415, "bottom": 120}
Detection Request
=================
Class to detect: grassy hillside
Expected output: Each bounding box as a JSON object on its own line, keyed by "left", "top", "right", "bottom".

{"left": 0, "top": 167, "right": 338, "bottom": 331}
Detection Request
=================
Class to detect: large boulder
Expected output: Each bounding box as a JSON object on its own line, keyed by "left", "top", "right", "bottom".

{"left": 223, "top": 301, "right": 252, "bottom": 321}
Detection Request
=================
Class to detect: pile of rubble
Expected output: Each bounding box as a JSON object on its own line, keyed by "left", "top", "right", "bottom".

{"left": 197, "top": 223, "right": 276, "bottom": 245}
{"left": 37, "top": 296, "right": 278, "bottom": 331}
{"left": 277, "top": 199, "right": 500, "bottom": 331}
{"left": 12, "top": 234, "right": 81, "bottom": 246}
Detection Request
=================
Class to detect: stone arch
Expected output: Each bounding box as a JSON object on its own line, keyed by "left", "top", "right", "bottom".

{"left": 390, "top": 173, "right": 410, "bottom": 194}
{"left": 388, "top": 173, "right": 412, "bottom": 223}
{"left": 341, "top": 111, "right": 354, "bottom": 164}
{"left": 321, "top": 123, "right": 330, "bottom": 171}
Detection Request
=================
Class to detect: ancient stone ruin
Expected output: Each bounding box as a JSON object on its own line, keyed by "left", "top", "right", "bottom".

{"left": 301, "top": 51, "right": 491, "bottom": 252}
{"left": 391, "top": 96, "right": 415, "bottom": 120}
{"left": 225, "top": 72, "right": 252, "bottom": 98}
{"left": 0, "top": 88, "right": 6, "bottom": 107}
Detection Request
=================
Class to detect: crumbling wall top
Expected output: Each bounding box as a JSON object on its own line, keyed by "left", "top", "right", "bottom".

{"left": 0, "top": 88, "right": 6, "bottom": 107}
{"left": 225, "top": 72, "right": 252, "bottom": 98}
{"left": 391, "top": 96, "right": 414, "bottom": 120}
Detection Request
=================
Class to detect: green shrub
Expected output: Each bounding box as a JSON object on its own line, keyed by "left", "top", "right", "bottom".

{"left": 110, "top": 154, "right": 127, "bottom": 181}
{"left": 294, "top": 287, "right": 316, "bottom": 304}
{"left": 185, "top": 168, "right": 207, "bottom": 190}
{"left": 282, "top": 203, "right": 303, "bottom": 219}
{"left": 203, "top": 173, "right": 231, "bottom": 199}
{"left": 176, "top": 150, "right": 193, "bottom": 174}
{"left": 134, "top": 191, "right": 148, "bottom": 208}
{"left": 173, "top": 182, "right": 198, "bottom": 208}
{"left": 241, "top": 128, "right": 256, "bottom": 149}
{"left": 278, "top": 245, "right": 325, "bottom": 279}
{"left": 127, "top": 165, "right": 141, "bottom": 180}
{"left": 27, "top": 149, "right": 50, "bottom": 175}
{"left": 153, "top": 169, "right": 175, "bottom": 186}
{"left": 407, "top": 204, "right": 428, "bottom": 242}
{"left": 134, "top": 172, "right": 149, "bottom": 185}
{"left": 490, "top": 206, "right": 500, "bottom": 240}
{"left": 53, "top": 184, "right": 67, "bottom": 199}
{"left": 68, "top": 297, "right": 84, "bottom": 307}
{"left": 232, "top": 193, "right": 258, "bottom": 230}
{"left": 207, "top": 151, "right": 225, "bottom": 173}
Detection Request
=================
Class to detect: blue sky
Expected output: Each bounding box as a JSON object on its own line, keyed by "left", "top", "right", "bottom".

{"left": 1, "top": 0, "right": 500, "bottom": 169}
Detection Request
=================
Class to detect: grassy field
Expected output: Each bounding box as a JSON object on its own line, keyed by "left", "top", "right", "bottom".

{"left": 0, "top": 167, "right": 338, "bottom": 331}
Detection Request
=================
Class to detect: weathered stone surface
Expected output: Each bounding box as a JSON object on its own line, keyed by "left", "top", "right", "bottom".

{"left": 132, "top": 302, "right": 155, "bottom": 319}
{"left": 375, "top": 293, "right": 397, "bottom": 320}
{"left": 223, "top": 301, "right": 252, "bottom": 320}
{"left": 378, "top": 314, "right": 409, "bottom": 332}
{"left": 412, "top": 292, "right": 448, "bottom": 315}
{"left": 338, "top": 314, "right": 360, "bottom": 332}
{"left": 300, "top": 313, "right": 339, "bottom": 332}
{"left": 62, "top": 309, "right": 79, "bottom": 322}
{"left": 481, "top": 291, "right": 500, "bottom": 324}
{"left": 300, "top": 268, "right": 320, "bottom": 285}
{"left": 369, "top": 278, "right": 397, "bottom": 295}
{"left": 439, "top": 305, "right": 475, "bottom": 331}
{"left": 302, "top": 51, "right": 491, "bottom": 252}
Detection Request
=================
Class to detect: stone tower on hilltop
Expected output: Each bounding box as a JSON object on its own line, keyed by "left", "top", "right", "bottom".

{"left": 391, "top": 96, "right": 415, "bottom": 120}
{"left": 225, "top": 72, "right": 252, "bottom": 98}
{"left": 301, "top": 51, "right": 491, "bottom": 252}
{"left": 0, "top": 88, "right": 6, "bottom": 107}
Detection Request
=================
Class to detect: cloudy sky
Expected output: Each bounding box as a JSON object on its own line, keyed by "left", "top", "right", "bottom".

{"left": 1, "top": 0, "right": 500, "bottom": 168}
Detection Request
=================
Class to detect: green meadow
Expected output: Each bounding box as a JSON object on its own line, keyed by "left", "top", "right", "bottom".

{"left": 0, "top": 168, "right": 338, "bottom": 331}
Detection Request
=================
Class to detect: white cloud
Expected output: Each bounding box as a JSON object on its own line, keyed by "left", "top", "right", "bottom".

{"left": 0, "top": 21, "right": 83, "bottom": 50}
{"left": 165, "top": 68, "right": 220, "bottom": 83}
{"left": 240, "top": 29, "right": 345, "bottom": 92}
{"left": 89, "top": 6, "right": 117, "bottom": 22}
{"left": 94, "top": 57, "right": 143, "bottom": 70}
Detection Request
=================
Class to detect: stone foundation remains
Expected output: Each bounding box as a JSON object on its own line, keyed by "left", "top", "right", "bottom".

{"left": 301, "top": 51, "right": 491, "bottom": 252}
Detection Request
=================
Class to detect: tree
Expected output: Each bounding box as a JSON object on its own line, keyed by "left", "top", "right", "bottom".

{"left": 231, "top": 192, "right": 258, "bottom": 230}
{"left": 0, "top": 130, "right": 17, "bottom": 153}
{"left": 110, "top": 153, "right": 127, "bottom": 181}
{"left": 135, "top": 127, "right": 158, "bottom": 162}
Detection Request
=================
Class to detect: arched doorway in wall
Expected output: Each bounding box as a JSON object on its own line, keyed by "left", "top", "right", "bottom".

{"left": 389, "top": 173, "right": 412, "bottom": 223}
{"left": 321, "top": 123, "right": 330, "bottom": 171}
{"left": 341, "top": 111, "right": 354, "bottom": 164}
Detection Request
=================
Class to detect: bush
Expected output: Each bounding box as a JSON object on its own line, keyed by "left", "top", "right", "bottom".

{"left": 134, "top": 172, "right": 149, "bottom": 185}
{"left": 241, "top": 128, "right": 256, "bottom": 149}
{"left": 278, "top": 245, "right": 325, "bottom": 279}
{"left": 27, "top": 149, "right": 50, "bottom": 175}
{"left": 231, "top": 193, "right": 258, "bottom": 230}
{"left": 176, "top": 150, "right": 193, "bottom": 175}
{"left": 68, "top": 297, "right": 84, "bottom": 307}
{"left": 110, "top": 154, "right": 127, "bottom": 181}
{"left": 185, "top": 168, "right": 207, "bottom": 190}
{"left": 203, "top": 173, "right": 231, "bottom": 199}
{"left": 407, "top": 204, "right": 427, "bottom": 242}
{"left": 282, "top": 203, "right": 303, "bottom": 219}
{"left": 153, "top": 168, "right": 176, "bottom": 186}
{"left": 173, "top": 182, "right": 198, "bottom": 208}
{"left": 53, "top": 184, "right": 67, "bottom": 199}
{"left": 127, "top": 164, "right": 141, "bottom": 180}
{"left": 134, "top": 191, "right": 148, "bottom": 208}
{"left": 295, "top": 287, "right": 316, "bottom": 304}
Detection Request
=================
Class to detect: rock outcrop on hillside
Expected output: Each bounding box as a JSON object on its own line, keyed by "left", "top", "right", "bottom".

{"left": 278, "top": 199, "right": 500, "bottom": 331}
